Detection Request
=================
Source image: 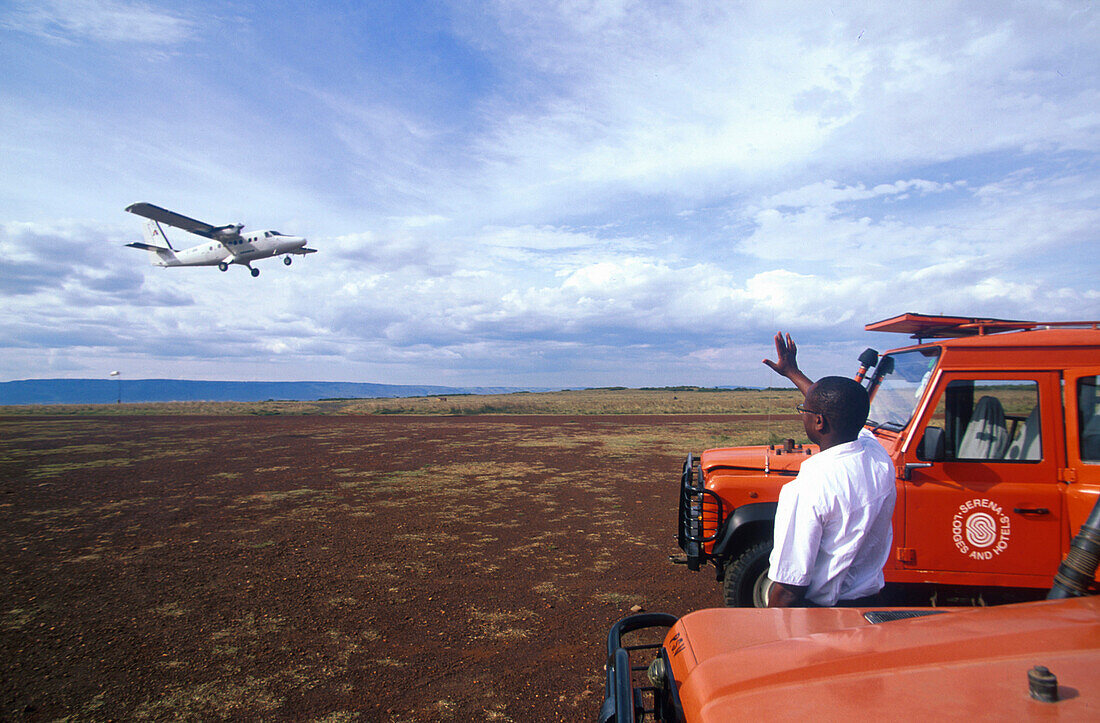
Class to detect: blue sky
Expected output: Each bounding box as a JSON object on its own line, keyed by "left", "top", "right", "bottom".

{"left": 1, "top": 1, "right": 1097, "bottom": 387}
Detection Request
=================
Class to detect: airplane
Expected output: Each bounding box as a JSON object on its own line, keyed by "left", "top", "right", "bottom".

{"left": 124, "top": 202, "right": 317, "bottom": 277}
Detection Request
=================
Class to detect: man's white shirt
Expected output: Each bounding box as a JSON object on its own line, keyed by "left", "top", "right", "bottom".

{"left": 769, "top": 429, "right": 896, "bottom": 606}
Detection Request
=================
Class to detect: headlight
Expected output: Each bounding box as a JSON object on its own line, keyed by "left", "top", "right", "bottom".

{"left": 647, "top": 655, "right": 667, "bottom": 688}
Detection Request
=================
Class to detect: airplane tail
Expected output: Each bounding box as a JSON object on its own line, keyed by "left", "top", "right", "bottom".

{"left": 144, "top": 220, "right": 175, "bottom": 250}
{"left": 125, "top": 220, "right": 179, "bottom": 265}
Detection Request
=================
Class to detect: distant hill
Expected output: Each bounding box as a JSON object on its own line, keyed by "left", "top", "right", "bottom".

{"left": 0, "top": 379, "right": 551, "bottom": 405}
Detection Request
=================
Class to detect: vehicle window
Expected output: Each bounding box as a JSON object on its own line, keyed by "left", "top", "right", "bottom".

{"left": 866, "top": 347, "right": 940, "bottom": 430}
{"left": 930, "top": 380, "right": 1041, "bottom": 462}
{"left": 1079, "top": 375, "right": 1100, "bottom": 463}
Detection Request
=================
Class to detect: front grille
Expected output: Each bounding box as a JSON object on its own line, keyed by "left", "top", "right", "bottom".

{"left": 677, "top": 453, "right": 722, "bottom": 571}
{"left": 600, "top": 613, "right": 679, "bottom": 723}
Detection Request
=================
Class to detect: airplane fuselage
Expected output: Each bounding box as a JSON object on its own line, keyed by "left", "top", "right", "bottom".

{"left": 155, "top": 231, "right": 308, "bottom": 267}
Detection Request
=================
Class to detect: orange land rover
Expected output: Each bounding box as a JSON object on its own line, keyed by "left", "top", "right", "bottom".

{"left": 676, "top": 313, "right": 1100, "bottom": 606}
{"left": 599, "top": 438, "right": 1100, "bottom": 722}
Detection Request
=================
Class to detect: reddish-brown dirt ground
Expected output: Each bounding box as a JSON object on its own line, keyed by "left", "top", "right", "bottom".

{"left": 1, "top": 414, "right": 775, "bottom": 721}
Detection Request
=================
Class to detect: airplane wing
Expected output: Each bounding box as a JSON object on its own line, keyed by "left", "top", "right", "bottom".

{"left": 125, "top": 202, "right": 222, "bottom": 239}
{"left": 288, "top": 247, "right": 319, "bottom": 255}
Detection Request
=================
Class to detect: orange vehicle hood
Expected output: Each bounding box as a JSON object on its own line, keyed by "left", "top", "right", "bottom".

{"left": 667, "top": 597, "right": 1099, "bottom": 721}
{"left": 702, "top": 444, "right": 817, "bottom": 477}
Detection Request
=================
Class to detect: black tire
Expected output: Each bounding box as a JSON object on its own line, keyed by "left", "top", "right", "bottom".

{"left": 722, "top": 540, "right": 773, "bottom": 608}
{"left": 283, "top": 256, "right": 292, "bottom": 266}
{"left": 250, "top": 267, "right": 260, "bottom": 277}
{"left": 218, "top": 262, "right": 228, "bottom": 272}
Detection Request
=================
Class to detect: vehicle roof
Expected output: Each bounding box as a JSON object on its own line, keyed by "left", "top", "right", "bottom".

{"left": 929, "top": 326, "right": 1100, "bottom": 349}
{"left": 881, "top": 327, "right": 1100, "bottom": 370}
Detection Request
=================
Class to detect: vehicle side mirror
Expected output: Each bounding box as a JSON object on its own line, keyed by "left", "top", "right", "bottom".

{"left": 917, "top": 426, "right": 946, "bottom": 462}
{"left": 858, "top": 348, "right": 879, "bottom": 368}
{"left": 854, "top": 348, "right": 879, "bottom": 383}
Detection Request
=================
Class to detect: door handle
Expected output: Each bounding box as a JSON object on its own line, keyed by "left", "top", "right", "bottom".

{"left": 1013, "top": 507, "right": 1050, "bottom": 515}
{"left": 902, "top": 462, "right": 932, "bottom": 481}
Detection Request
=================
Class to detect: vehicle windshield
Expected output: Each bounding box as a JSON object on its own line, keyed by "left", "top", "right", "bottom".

{"left": 865, "top": 347, "right": 941, "bottom": 430}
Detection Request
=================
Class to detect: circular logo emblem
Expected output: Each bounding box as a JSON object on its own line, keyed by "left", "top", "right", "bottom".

{"left": 952, "top": 499, "right": 1011, "bottom": 560}
{"left": 965, "top": 512, "right": 998, "bottom": 548}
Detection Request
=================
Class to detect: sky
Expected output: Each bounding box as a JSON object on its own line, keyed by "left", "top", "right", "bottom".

{"left": 1, "top": 0, "right": 1097, "bottom": 388}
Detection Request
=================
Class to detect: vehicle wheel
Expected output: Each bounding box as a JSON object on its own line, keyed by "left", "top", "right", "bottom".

{"left": 722, "top": 540, "right": 773, "bottom": 608}
{"left": 250, "top": 267, "right": 260, "bottom": 277}
{"left": 218, "top": 262, "right": 228, "bottom": 272}
{"left": 283, "top": 256, "right": 292, "bottom": 266}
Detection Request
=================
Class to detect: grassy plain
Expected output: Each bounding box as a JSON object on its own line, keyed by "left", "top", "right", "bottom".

{"left": 0, "top": 397, "right": 808, "bottom": 721}
{"left": 0, "top": 386, "right": 804, "bottom": 417}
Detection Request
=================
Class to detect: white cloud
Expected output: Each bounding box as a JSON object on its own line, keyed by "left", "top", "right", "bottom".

{"left": 3, "top": 0, "right": 194, "bottom": 45}
{"left": 428, "top": 2, "right": 1093, "bottom": 221}
{"left": 479, "top": 225, "right": 597, "bottom": 252}
{"left": 1, "top": 2, "right": 1098, "bottom": 387}
{"left": 762, "top": 179, "right": 960, "bottom": 209}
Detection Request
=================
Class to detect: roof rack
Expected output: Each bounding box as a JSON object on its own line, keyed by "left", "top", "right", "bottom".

{"left": 866, "top": 313, "right": 1100, "bottom": 340}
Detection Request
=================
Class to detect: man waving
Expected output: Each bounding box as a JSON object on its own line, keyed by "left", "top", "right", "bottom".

{"left": 763, "top": 333, "right": 896, "bottom": 608}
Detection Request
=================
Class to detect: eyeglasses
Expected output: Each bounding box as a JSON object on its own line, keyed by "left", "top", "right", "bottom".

{"left": 796, "top": 403, "right": 822, "bottom": 416}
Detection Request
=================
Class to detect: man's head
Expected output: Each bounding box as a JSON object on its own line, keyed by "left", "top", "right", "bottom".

{"left": 801, "top": 376, "right": 870, "bottom": 446}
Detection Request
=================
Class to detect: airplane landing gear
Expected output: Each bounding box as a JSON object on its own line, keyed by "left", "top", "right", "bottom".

{"left": 250, "top": 267, "right": 260, "bottom": 278}
{"left": 218, "top": 262, "right": 228, "bottom": 272}
{"left": 283, "top": 256, "right": 292, "bottom": 266}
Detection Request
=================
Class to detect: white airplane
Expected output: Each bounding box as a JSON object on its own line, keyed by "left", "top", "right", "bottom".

{"left": 125, "top": 202, "right": 316, "bottom": 277}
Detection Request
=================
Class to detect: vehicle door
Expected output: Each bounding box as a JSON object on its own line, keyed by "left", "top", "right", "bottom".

{"left": 1064, "top": 369, "right": 1100, "bottom": 568}
{"left": 901, "top": 371, "right": 1063, "bottom": 580}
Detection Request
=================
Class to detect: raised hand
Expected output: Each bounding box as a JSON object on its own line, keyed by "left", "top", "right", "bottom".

{"left": 763, "top": 332, "right": 812, "bottom": 395}
{"left": 763, "top": 332, "right": 797, "bottom": 376}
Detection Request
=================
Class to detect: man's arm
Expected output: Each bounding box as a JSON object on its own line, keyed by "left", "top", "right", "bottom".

{"left": 767, "top": 581, "right": 809, "bottom": 607}
{"left": 762, "top": 332, "right": 813, "bottom": 396}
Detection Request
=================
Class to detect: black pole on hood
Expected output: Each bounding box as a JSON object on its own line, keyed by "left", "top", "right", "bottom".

{"left": 1048, "top": 495, "right": 1100, "bottom": 599}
